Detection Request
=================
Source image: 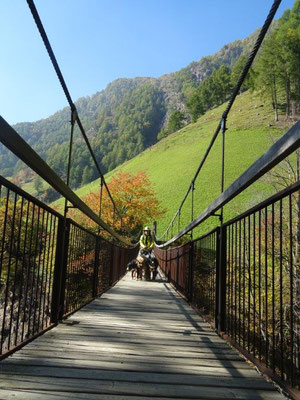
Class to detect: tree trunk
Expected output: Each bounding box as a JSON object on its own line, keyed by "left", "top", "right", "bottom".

{"left": 273, "top": 76, "right": 279, "bottom": 122}
{"left": 285, "top": 74, "right": 291, "bottom": 119}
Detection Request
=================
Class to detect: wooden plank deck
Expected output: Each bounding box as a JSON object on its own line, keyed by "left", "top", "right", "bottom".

{"left": 0, "top": 273, "right": 285, "bottom": 399}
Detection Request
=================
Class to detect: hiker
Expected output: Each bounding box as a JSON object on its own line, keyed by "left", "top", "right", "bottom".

{"left": 139, "top": 226, "right": 154, "bottom": 254}
{"left": 138, "top": 226, "right": 158, "bottom": 280}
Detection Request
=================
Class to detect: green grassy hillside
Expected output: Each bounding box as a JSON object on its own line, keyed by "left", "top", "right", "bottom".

{"left": 53, "top": 90, "right": 291, "bottom": 238}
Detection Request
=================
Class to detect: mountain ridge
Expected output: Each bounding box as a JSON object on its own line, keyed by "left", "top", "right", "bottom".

{"left": 0, "top": 26, "right": 261, "bottom": 192}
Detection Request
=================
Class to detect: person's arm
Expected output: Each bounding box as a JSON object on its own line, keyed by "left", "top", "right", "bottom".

{"left": 139, "top": 235, "right": 146, "bottom": 249}
{"left": 148, "top": 235, "right": 154, "bottom": 250}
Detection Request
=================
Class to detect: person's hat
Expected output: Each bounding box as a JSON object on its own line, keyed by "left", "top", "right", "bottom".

{"left": 144, "top": 226, "right": 151, "bottom": 231}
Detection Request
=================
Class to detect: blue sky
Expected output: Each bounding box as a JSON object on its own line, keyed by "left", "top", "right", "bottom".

{"left": 0, "top": 0, "right": 295, "bottom": 124}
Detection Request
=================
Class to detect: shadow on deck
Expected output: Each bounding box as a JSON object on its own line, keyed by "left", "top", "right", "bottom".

{"left": 0, "top": 273, "right": 285, "bottom": 399}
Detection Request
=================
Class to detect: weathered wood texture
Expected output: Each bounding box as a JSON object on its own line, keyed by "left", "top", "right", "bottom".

{"left": 0, "top": 273, "right": 285, "bottom": 399}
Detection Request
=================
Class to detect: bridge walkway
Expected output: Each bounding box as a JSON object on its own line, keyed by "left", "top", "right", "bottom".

{"left": 0, "top": 273, "right": 285, "bottom": 399}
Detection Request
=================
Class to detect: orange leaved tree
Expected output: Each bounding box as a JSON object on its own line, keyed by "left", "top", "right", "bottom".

{"left": 71, "top": 170, "right": 166, "bottom": 239}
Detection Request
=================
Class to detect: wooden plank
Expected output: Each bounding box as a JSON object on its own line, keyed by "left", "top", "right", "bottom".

{"left": 42, "top": 332, "right": 225, "bottom": 345}
{"left": 0, "top": 375, "right": 284, "bottom": 399}
{"left": 0, "top": 364, "right": 272, "bottom": 389}
{"left": 42, "top": 324, "right": 219, "bottom": 336}
{"left": 25, "top": 335, "right": 230, "bottom": 349}
{"left": 46, "top": 320, "right": 222, "bottom": 337}
{"left": 51, "top": 327, "right": 219, "bottom": 338}
{"left": 56, "top": 319, "right": 213, "bottom": 328}
{"left": 22, "top": 342, "right": 240, "bottom": 357}
{"left": 6, "top": 354, "right": 251, "bottom": 372}
{"left": 23, "top": 336, "right": 230, "bottom": 349}
{"left": 0, "top": 391, "right": 188, "bottom": 400}
{"left": 59, "top": 316, "right": 209, "bottom": 326}
{"left": 0, "top": 391, "right": 205, "bottom": 400}
{"left": 9, "top": 349, "right": 245, "bottom": 364}
{"left": 3, "top": 357, "right": 262, "bottom": 378}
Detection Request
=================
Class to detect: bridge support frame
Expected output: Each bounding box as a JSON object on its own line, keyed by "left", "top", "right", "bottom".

{"left": 51, "top": 218, "right": 70, "bottom": 323}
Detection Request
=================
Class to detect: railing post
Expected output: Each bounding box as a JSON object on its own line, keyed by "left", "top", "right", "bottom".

{"left": 51, "top": 217, "right": 70, "bottom": 324}
{"left": 118, "top": 247, "right": 122, "bottom": 280}
{"left": 167, "top": 250, "right": 170, "bottom": 282}
{"left": 215, "top": 225, "right": 227, "bottom": 332}
{"left": 153, "top": 221, "right": 157, "bottom": 236}
{"left": 109, "top": 244, "right": 115, "bottom": 286}
{"left": 58, "top": 218, "right": 70, "bottom": 320}
{"left": 93, "top": 236, "right": 100, "bottom": 298}
{"left": 176, "top": 248, "right": 179, "bottom": 287}
{"left": 188, "top": 241, "right": 194, "bottom": 302}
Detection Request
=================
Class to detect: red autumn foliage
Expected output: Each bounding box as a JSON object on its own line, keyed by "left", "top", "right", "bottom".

{"left": 70, "top": 170, "right": 165, "bottom": 237}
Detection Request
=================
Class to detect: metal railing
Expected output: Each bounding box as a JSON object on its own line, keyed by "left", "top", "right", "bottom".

{"left": 155, "top": 242, "right": 191, "bottom": 298}
{"left": 155, "top": 181, "right": 300, "bottom": 397}
{"left": 0, "top": 176, "right": 59, "bottom": 356}
{"left": 224, "top": 182, "right": 300, "bottom": 391}
{"left": 192, "top": 228, "right": 218, "bottom": 323}
{"left": 0, "top": 175, "right": 138, "bottom": 359}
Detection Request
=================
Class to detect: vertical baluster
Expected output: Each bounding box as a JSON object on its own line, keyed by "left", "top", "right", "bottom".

{"left": 1, "top": 192, "right": 17, "bottom": 353}
{"left": 42, "top": 213, "right": 54, "bottom": 329}
{"left": 234, "top": 222, "right": 238, "bottom": 342}
{"left": 265, "top": 206, "right": 269, "bottom": 367}
{"left": 289, "top": 194, "right": 294, "bottom": 386}
{"left": 243, "top": 217, "right": 246, "bottom": 349}
{"left": 14, "top": 200, "right": 30, "bottom": 346}
{"left": 279, "top": 199, "right": 283, "bottom": 379}
{"left": 238, "top": 219, "right": 242, "bottom": 346}
{"left": 253, "top": 212, "right": 256, "bottom": 358}
{"left": 247, "top": 215, "right": 251, "bottom": 353}
{"left": 258, "top": 209, "right": 262, "bottom": 361}
{"left": 32, "top": 208, "right": 45, "bottom": 335}
{"left": 8, "top": 197, "right": 25, "bottom": 349}
{"left": 272, "top": 203, "right": 275, "bottom": 372}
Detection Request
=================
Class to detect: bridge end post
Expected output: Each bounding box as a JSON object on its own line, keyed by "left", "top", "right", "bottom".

{"left": 50, "top": 218, "right": 66, "bottom": 323}
{"left": 51, "top": 218, "right": 70, "bottom": 323}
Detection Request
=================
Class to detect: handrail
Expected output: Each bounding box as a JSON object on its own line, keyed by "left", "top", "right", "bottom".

{"left": 0, "top": 116, "right": 134, "bottom": 247}
{"left": 0, "top": 175, "right": 61, "bottom": 219}
{"left": 156, "top": 119, "right": 300, "bottom": 247}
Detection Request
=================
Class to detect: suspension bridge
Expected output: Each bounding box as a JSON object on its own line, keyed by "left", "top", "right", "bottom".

{"left": 0, "top": 0, "right": 299, "bottom": 399}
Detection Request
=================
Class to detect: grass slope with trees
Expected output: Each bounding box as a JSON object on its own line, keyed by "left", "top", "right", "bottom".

{"left": 53, "top": 89, "right": 293, "bottom": 238}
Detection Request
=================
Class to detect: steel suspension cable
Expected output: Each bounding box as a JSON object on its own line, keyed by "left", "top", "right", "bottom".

{"left": 64, "top": 110, "right": 76, "bottom": 219}
{"left": 26, "top": 0, "right": 124, "bottom": 226}
{"left": 157, "top": 0, "right": 282, "bottom": 242}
